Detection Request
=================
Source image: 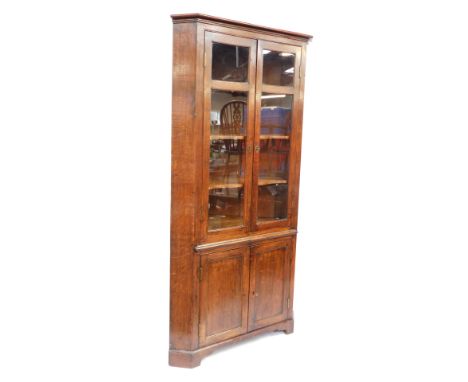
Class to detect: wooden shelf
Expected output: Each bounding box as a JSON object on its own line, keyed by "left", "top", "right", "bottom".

{"left": 208, "top": 215, "right": 243, "bottom": 230}
{"left": 209, "top": 177, "right": 287, "bottom": 189}
{"left": 209, "top": 177, "right": 244, "bottom": 190}
{"left": 257, "top": 217, "right": 287, "bottom": 223}
{"left": 258, "top": 177, "right": 288, "bottom": 186}
{"left": 260, "top": 135, "right": 289, "bottom": 139}
{"left": 210, "top": 135, "right": 245, "bottom": 140}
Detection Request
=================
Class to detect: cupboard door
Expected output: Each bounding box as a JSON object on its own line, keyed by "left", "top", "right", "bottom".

{"left": 201, "top": 32, "right": 257, "bottom": 240}
{"left": 251, "top": 41, "right": 302, "bottom": 231}
{"left": 248, "top": 238, "right": 291, "bottom": 331}
{"left": 199, "top": 247, "right": 250, "bottom": 346}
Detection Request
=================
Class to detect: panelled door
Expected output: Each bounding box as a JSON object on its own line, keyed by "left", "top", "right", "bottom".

{"left": 248, "top": 238, "right": 292, "bottom": 331}
{"left": 201, "top": 32, "right": 257, "bottom": 241}
{"left": 201, "top": 32, "right": 304, "bottom": 239}
{"left": 199, "top": 238, "right": 292, "bottom": 345}
{"left": 251, "top": 41, "right": 302, "bottom": 231}
{"left": 199, "top": 247, "right": 250, "bottom": 346}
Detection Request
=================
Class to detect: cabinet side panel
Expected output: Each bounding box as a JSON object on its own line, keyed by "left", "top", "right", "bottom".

{"left": 288, "top": 236, "right": 297, "bottom": 319}
{"left": 291, "top": 45, "right": 307, "bottom": 228}
{"left": 170, "top": 22, "right": 199, "bottom": 351}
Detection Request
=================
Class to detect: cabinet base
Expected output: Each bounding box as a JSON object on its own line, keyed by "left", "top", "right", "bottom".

{"left": 168, "top": 319, "right": 294, "bottom": 368}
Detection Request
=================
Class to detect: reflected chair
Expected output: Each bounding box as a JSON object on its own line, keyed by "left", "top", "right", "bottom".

{"left": 219, "top": 100, "right": 246, "bottom": 182}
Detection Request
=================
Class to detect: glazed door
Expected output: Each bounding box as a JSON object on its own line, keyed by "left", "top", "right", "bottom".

{"left": 248, "top": 238, "right": 292, "bottom": 331}
{"left": 201, "top": 32, "right": 257, "bottom": 240}
{"left": 251, "top": 41, "right": 302, "bottom": 231}
{"left": 199, "top": 247, "right": 250, "bottom": 346}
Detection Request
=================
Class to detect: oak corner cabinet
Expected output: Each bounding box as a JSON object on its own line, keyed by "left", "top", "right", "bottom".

{"left": 169, "top": 13, "right": 312, "bottom": 368}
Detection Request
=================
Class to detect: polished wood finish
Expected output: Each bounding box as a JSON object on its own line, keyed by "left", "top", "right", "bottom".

{"left": 249, "top": 238, "right": 291, "bottom": 331}
{"left": 170, "top": 14, "right": 311, "bottom": 368}
{"left": 171, "top": 13, "right": 312, "bottom": 40}
{"left": 252, "top": 40, "right": 302, "bottom": 232}
{"left": 199, "top": 248, "right": 250, "bottom": 346}
{"left": 194, "top": 229, "right": 297, "bottom": 253}
{"left": 201, "top": 31, "right": 257, "bottom": 241}
{"left": 170, "top": 21, "right": 202, "bottom": 352}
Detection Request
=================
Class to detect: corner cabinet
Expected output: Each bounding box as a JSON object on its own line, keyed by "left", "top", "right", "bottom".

{"left": 169, "top": 14, "right": 311, "bottom": 368}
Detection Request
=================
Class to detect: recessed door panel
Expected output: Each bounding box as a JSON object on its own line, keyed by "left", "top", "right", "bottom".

{"left": 248, "top": 238, "right": 291, "bottom": 331}
{"left": 199, "top": 247, "right": 250, "bottom": 346}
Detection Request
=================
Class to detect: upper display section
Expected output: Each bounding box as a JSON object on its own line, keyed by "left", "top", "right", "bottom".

{"left": 171, "top": 13, "right": 313, "bottom": 42}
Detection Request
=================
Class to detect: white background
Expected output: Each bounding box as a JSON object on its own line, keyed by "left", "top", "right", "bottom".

{"left": 1, "top": 1, "right": 467, "bottom": 381}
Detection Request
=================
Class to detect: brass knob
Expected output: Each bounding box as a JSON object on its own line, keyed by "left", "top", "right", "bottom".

{"left": 255, "top": 145, "right": 260, "bottom": 153}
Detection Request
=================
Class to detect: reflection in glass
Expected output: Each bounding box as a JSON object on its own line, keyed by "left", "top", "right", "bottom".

{"left": 259, "top": 138, "right": 289, "bottom": 181}
{"left": 209, "top": 90, "right": 248, "bottom": 230}
{"left": 209, "top": 188, "right": 244, "bottom": 230}
{"left": 262, "top": 50, "right": 295, "bottom": 86}
{"left": 257, "top": 92, "right": 293, "bottom": 223}
{"left": 260, "top": 93, "right": 293, "bottom": 136}
{"left": 257, "top": 138, "right": 289, "bottom": 222}
{"left": 212, "top": 43, "right": 249, "bottom": 82}
{"left": 258, "top": 184, "right": 288, "bottom": 222}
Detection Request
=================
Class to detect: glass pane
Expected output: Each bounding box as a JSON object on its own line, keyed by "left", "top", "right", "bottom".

{"left": 209, "top": 188, "right": 244, "bottom": 230}
{"left": 259, "top": 138, "right": 289, "bottom": 181}
{"left": 257, "top": 184, "right": 288, "bottom": 222}
{"left": 212, "top": 43, "right": 249, "bottom": 82}
{"left": 262, "top": 50, "right": 295, "bottom": 86}
{"left": 260, "top": 93, "right": 293, "bottom": 136}
{"left": 257, "top": 93, "right": 293, "bottom": 223}
{"left": 209, "top": 90, "right": 248, "bottom": 231}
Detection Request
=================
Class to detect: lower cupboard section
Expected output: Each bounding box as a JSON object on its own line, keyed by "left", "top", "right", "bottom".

{"left": 198, "top": 237, "right": 293, "bottom": 347}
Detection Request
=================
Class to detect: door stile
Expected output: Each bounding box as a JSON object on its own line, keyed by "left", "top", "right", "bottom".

{"left": 251, "top": 40, "right": 302, "bottom": 232}
{"left": 200, "top": 32, "right": 257, "bottom": 242}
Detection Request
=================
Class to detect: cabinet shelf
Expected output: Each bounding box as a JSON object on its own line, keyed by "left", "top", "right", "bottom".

{"left": 209, "top": 177, "right": 287, "bottom": 188}
{"left": 258, "top": 177, "right": 288, "bottom": 186}
{"left": 208, "top": 216, "right": 243, "bottom": 230}
{"left": 210, "top": 135, "right": 245, "bottom": 140}
{"left": 209, "top": 177, "right": 244, "bottom": 190}
{"left": 260, "top": 135, "right": 289, "bottom": 140}
{"left": 211, "top": 135, "right": 289, "bottom": 140}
